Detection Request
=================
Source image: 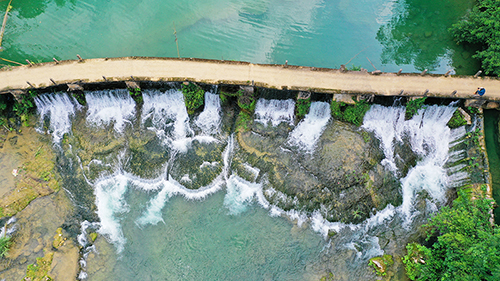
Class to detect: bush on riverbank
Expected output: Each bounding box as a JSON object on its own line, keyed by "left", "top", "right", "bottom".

{"left": 330, "top": 98, "right": 371, "bottom": 126}
{"left": 451, "top": 0, "right": 500, "bottom": 76}
{"left": 295, "top": 97, "right": 311, "bottom": 119}
{"left": 182, "top": 82, "right": 204, "bottom": 114}
{"left": 403, "top": 186, "right": 500, "bottom": 280}
{"left": 405, "top": 97, "right": 427, "bottom": 120}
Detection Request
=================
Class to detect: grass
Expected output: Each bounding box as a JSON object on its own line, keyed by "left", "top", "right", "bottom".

{"left": 405, "top": 97, "right": 427, "bottom": 120}
{"left": 182, "top": 83, "right": 204, "bottom": 114}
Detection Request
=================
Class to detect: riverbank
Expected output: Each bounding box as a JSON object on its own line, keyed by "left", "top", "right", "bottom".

{"left": 1, "top": 57, "right": 500, "bottom": 100}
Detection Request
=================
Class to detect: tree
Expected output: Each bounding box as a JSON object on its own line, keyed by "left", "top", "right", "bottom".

{"left": 404, "top": 187, "right": 500, "bottom": 280}
{"left": 451, "top": 0, "right": 500, "bottom": 76}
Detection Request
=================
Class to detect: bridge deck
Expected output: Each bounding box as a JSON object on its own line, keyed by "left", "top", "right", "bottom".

{"left": 1, "top": 57, "right": 499, "bottom": 100}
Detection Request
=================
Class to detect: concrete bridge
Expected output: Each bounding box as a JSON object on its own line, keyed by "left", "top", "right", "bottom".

{"left": 1, "top": 57, "right": 499, "bottom": 101}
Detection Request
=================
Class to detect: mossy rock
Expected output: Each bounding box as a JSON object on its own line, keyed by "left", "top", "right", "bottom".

{"left": 369, "top": 254, "right": 394, "bottom": 276}
{"left": 89, "top": 232, "right": 98, "bottom": 242}
{"left": 52, "top": 228, "right": 65, "bottom": 249}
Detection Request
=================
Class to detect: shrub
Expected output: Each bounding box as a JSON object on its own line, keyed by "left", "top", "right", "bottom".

{"left": 128, "top": 88, "right": 143, "bottom": 104}
{"left": 405, "top": 97, "right": 427, "bottom": 120}
{"left": 296, "top": 97, "right": 311, "bottom": 119}
{"left": 403, "top": 187, "right": 500, "bottom": 280}
{"left": 182, "top": 83, "right": 205, "bottom": 114}
{"left": 0, "top": 236, "right": 11, "bottom": 258}
{"left": 330, "top": 98, "right": 371, "bottom": 126}
{"left": 447, "top": 108, "right": 467, "bottom": 128}
{"left": 450, "top": 0, "right": 500, "bottom": 76}
{"left": 13, "top": 90, "right": 37, "bottom": 116}
{"left": 237, "top": 89, "right": 256, "bottom": 113}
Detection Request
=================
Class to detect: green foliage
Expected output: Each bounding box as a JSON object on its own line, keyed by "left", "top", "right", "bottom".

{"left": 182, "top": 83, "right": 205, "bottom": 114}
{"left": 467, "top": 106, "right": 480, "bottom": 115}
{"left": 295, "top": 97, "right": 311, "bottom": 119}
{"left": 236, "top": 111, "right": 252, "bottom": 132}
{"left": 405, "top": 97, "right": 427, "bottom": 120}
{"left": 237, "top": 90, "right": 256, "bottom": 113}
{"left": 72, "top": 92, "right": 86, "bottom": 106}
{"left": 347, "top": 65, "right": 362, "bottom": 71}
{"left": 403, "top": 188, "right": 500, "bottom": 280}
{"left": 13, "top": 90, "right": 37, "bottom": 117}
{"left": 128, "top": 88, "right": 143, "bottom": 104}
{"left": 451, "top": 0, "right": 500, "bottom": 76}
{"left": 0, "top": 236, "right": 12, "bottom": 258}
{"left": 447, "top": 108, "right": 467, "bottom": 128}
{"left": 330, "top": 98, "right": 371, "bottom": 126}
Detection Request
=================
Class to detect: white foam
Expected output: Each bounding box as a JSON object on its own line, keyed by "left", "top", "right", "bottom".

{"left": 223, "top": 175, "right": 269, "bottom": 215}
{"left": 254, "top": 98, "right": 295, "bottom": 126}
{"left": 86, "top": 90, "right": 135, "bottom": 133}
{"left": 288, "top": 101, "right": 330, "bottom": 153}
{"left": 195, "top": 91, "right": 221, "bottom": 135}
{"left": 142, "top": 89, "right": 193, "bottom": 142}
{"left": 363, "top": 104, "right": 469, "bottom": 224}
{"left": 35, "top": 93, "right": 80, "bottom": 143}
{"left": 94, "top": 173, "right": 130, "bottom": 253}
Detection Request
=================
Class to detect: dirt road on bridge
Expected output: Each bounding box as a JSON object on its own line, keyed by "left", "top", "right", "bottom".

{"left": 1, "top": 57, "right": 499, "bottom": 100}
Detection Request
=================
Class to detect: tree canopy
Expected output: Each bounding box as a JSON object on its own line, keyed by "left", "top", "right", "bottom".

{"left": 404, "top": 187, "right": 500, "bottom": 280}
{"left": 451, "top": 0, "right": 500, "bottom": 76}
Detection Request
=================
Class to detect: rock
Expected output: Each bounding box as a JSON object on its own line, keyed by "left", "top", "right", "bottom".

{"left": 66, "top": 84, "right": 83, "bottom": 92}
{"left": 484, "top": 102, "right": 499, "bottom": 109}
{"left": 465, "top": 99, "right": 486, "bottom": 108}
{"left": 125, "top": 81, "right": 140, "bottom": 90}
{"left": 333, "top": 94, "right": 356, "bottom": 105}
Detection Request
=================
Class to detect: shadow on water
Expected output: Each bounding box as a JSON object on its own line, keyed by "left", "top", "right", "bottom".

{"left": 484, "top": 110, "right": 500, "bottom": 224}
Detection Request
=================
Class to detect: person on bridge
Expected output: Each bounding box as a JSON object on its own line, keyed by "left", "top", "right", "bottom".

{"left": 475, "top": 87, "right": 486, "bottom": 96}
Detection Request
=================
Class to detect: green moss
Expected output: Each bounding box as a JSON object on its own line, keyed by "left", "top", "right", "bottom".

{"left": 447, "top": 108, "right": 467, "bottom": 128}
{"left": 52, "top": 228, "right": 65, "bottom": 249}
{"left": 182, "top": 83, "right": 205, "bottom": 114}
{"left": 25, "top": 251, "right": 54, "bottom": 281}
{"left": 89, "top": 232, "right": 98, "bottom": 242}
{"left": 237, "top": 89, "right": 256, "bottom": 113}
{"left": 405, "top": 97, "right": 427, "bottom": 120}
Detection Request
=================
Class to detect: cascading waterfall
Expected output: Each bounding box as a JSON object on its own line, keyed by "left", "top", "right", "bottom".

{"left": 34, "top": 89, "right": 474, "bottom": 279}
{"left": 86, "top": 90, "right": 135, "bottom": 133}
{"left": 35, "top": 93, "right": 80, "bottom": 143}
{"left": 254, "top": 98, "right": 295, "bottom": 126}
{"left": 363, "top": 104, "right": 467, "bottom": 223}
{"left": 288, "top": 101, "right": 330, "bottom": 152}
{"left": 195, "top": 91, "right": 222, "bottom": 135}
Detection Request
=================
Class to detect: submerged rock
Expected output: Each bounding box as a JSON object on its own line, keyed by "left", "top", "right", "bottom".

{"left": 235, "top": 119, "right": 401, "bottom": 223}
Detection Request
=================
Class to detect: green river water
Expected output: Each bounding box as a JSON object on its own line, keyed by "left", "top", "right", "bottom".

{"left": 1, "top": 0, "right": 478, "bottom": 74}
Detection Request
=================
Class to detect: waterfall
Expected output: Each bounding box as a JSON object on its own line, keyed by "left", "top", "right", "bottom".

{"left": 195, "top": 91, "right": 222, "bottom": 135}
{"left": 86, "top": 90, "right": 136, "bottom": 133}
{"left": 287, "top": 101, "right": 331, "bottom": 153}
{"left": 363, "top": 104, "right": 467, "bottom": 223}
{"left": 254, "top": 98, "right": 295, "bottom": 126}
{"left": 35, "top": 93, "right": 80, "bottom": 143}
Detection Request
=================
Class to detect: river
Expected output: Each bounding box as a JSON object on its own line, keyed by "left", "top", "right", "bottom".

{"left": 1, "top": 0, "right": 477, "bottom": 74}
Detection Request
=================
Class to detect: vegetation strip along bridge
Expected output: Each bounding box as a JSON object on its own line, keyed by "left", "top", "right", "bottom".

{"left": 0, "top": 57, "right": 499, "bottom": 101}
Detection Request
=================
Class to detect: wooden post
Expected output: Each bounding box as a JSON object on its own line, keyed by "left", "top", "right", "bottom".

{"left": 451, "top": 90, "right": 457, "bottom": 96}
{"left": 0, "top": 0, "right": 13, "bottom": 50}
{"left": 25, "top": 59, "right": 33, "bottom": 66}
{"left": 26, "top": 81, "right": 34, "bottom": 87}
{"left": 52, "top": 58, "right": 59, "bottom": 64}
{"left": 420, "top": 69, "right": 427, "bottom": 76}
{"left": 50, "top": 78, "right": 56, "bottom": 85}
{"left": 284, "top": 60, "right": 288, "bottom": 68}
{"left": 444, "top": 70, "right": 452, "bottom": 77}
{"left": 474, "top": 70, "right": 482, "bottom": 78}
{"left": 77, "top": 54, "right": 83, "bottom": 61}
{"left": 102, "top": 76, "right": 107, "bottom": 81}
{"left": 397, "top": 69, "right": 402, "bottom": 76}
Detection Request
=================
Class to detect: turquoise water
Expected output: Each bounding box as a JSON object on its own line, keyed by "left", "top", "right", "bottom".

{"left": 1, "top": 0, "right": 477, "bottom": 74}
{"left": 92, "top": 190, "right": 325, "bottom": 280}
